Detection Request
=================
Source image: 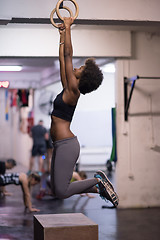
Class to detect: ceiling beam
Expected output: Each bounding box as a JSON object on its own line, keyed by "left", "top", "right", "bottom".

{"left": 3, "top": 18, "right": 160, "bottom": 28}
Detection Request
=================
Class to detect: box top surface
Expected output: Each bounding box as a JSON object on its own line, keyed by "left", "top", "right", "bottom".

{"left": 34, "top": 213, "right": 98, "bottom": 228}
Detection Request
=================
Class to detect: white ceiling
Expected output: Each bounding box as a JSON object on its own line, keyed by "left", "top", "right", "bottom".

{"left": 0, "top": 57, "right": 113, "bottom": 89}
{"left": 0, "top": 57, "right": 112, "bottom": 73}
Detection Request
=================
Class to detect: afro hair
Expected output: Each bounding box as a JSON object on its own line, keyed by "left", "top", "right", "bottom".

{"left": 78, "top": 58, "right": 103, "bottom": 95}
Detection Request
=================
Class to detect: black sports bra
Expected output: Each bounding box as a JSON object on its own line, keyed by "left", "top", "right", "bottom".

{"left": 51, "top": 89, "right": 76, "bottom": 122}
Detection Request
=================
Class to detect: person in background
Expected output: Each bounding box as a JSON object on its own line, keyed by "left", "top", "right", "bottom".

{"left": 0, "top": 158, "right": 17, "bottom": 175}
{"left": 0, "top": 172, "right": 41, "bottom": 212}
{"left": 0, "top": 159, "right": 17, "bottom": 196}
{"left": 28, "top": 120, "right": 49, "bottom": 174}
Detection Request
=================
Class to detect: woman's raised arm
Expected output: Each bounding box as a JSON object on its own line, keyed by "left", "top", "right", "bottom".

{"left": 58, "top": 24, "right": 67, "bottom": 88}
{"left": 63, "top": 17, "right": 78, "bottom": 93}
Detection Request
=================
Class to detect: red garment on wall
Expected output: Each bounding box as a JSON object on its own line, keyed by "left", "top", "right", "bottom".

{"left": 17, "top": 89, "right": 29, "bottom": 107}
{"left": 9, "top": 89, "right": 18, "bottom": 107}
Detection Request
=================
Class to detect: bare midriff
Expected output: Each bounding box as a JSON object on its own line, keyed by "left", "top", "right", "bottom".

{"left": 50, "top": 115, "right": 75, "bottom": 142}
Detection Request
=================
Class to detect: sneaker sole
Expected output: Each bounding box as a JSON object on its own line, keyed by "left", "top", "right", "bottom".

{"left": 96, "top": 170, "right": 114, "bottom": 191}
{"left": 96, "top": 170, "right": 119, "bottom": 207}
{"left": 104, "top": 185, "right": 119, "bottom": 207}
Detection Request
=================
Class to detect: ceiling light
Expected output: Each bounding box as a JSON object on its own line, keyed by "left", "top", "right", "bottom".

{"left": 101, "top": 63, "right": 115, "bottom": 73}
{"left": 0, "top": 65, "right": 22, "bottom": 71}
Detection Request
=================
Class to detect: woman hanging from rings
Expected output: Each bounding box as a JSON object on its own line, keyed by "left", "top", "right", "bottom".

{"left": 50, "top": 17, "right": 119, "bottom": 207}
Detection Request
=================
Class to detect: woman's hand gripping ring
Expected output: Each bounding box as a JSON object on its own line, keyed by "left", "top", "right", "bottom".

{"left": 56, "top": 0, "right": 79, "bottom": 22}
{"left": 50, "top": 5, "right": 73, "bottom": 28}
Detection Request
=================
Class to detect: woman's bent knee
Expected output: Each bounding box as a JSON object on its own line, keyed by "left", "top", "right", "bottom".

{"left": 55, "top": 190, "right": 67, "bottom": 199}
{"left": 54, "top": 186, "right": 68, "bottom": 199}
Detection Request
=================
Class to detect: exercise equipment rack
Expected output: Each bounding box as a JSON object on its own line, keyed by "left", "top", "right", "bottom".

{"left": 124, "top": 75, "right": 160, "bottom": 121}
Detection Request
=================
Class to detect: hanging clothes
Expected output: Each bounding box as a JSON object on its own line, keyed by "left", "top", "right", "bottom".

{"left": 17, "top": 89, "right": 29, "bottom": 107}
{"left": 9, "top": 89, "right": 18, "bottom": 107}
{"left": 5, "top": 89, "right": 9, "bottom": 121}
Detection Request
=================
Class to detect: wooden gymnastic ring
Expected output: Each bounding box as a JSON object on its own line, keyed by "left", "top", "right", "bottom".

{"left": 56, "top": 0, "right": 79, "bottom": 21}
{"left": 50, "top": 6, "right": 73, "bottom": 28}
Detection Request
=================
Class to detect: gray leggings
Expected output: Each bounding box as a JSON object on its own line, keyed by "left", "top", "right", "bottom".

{"left": 51, "top": 136, "right": 98, "bottom": 199}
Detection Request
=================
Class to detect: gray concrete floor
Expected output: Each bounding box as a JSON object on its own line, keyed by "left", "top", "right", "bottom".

{"left": 0, "top": 164, "right": 160, "bottom": 240}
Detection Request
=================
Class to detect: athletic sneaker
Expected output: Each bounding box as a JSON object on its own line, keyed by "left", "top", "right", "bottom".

{"left": 95, "top": 170, "right": 114, "bottom": 190}
{"left": 94, "top": 170, "right": 119, "bottom": 207}
{"left": 97, "top": 182, "right": 118, "bottom": 206}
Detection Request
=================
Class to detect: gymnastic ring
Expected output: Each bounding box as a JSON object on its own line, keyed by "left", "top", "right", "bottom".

{"left": 50, "top": 6, "right": 73, "bottom": 28}
{"left": 56, "top": 0, "right": 79, "bottom": 21}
